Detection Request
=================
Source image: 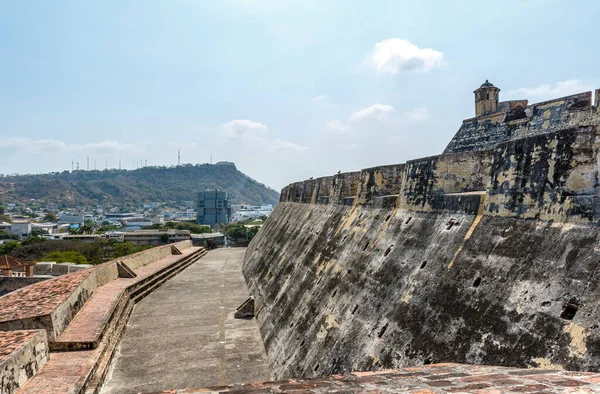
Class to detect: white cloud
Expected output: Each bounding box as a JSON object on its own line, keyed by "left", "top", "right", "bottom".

{"left": 404, "top": 107, "right": 429, "bottom": 123}
{"left": 271, "top": 139, "right": 308, "bottom": 153}
{"left": 0, "top": 138, "right": 139, "bottom": 156}
{"left": 311, "top": 95, "right": 327, "bottom": 104}
{"left": 337, "top": 143, "right": 358, "bottom": 151}
{"left": 508, "top": 79, "right": 593, "bottom": 100}
{"left": 349, "top": 104, "right": 395, "bottom": 122}
{"left": 325, "top": 119, "right": 349, "bottom": 133}
{"left": 222, "top": 119, "right": 269, "bottom": 140}
{"left": 370, "top": 38, "right": 443, "bottom": 74}
{"left": 222, "top": 119, "right": 307, "bottom": 154}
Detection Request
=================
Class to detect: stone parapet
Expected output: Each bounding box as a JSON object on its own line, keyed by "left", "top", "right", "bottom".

{"left": 0, "top": 330, "right": 48, "bottom": 394}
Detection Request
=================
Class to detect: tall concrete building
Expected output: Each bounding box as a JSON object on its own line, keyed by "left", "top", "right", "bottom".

{"left": 196, "top": 190, "right": 232, "bottom": 227}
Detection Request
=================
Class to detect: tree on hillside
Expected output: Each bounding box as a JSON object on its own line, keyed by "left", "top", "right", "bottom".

{"left": 43, "top": 212, "right": 57, "bottom": 222}
{"left": 0, "top": 205, "right": 4, "bottom": 215}
{"left": 43, "top": 251, "right": 88, "bottom": 265}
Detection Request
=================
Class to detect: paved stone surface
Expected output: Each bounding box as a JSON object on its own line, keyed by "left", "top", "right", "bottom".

{"left": 101, "top": 248, "right": 271, "bottom": 394}
{"left": 155, "top": 364, "right": 600, "bottom": 393}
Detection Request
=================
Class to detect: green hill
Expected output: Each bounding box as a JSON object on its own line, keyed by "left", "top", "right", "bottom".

{"left": 0, "top": 163, "right": 279, "bottom": 207}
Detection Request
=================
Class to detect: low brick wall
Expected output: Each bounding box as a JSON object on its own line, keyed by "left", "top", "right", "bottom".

{"left": 0, "top": 330, "right": 49, "bottom": 394}
{"left": 0, "top": 277, "right": 49, "bottom": 297}
{"left": 0, "top": 241, "right": 196, "bottom": 341}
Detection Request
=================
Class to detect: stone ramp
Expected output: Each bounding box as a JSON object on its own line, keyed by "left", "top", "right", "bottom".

{"left": 100, "top": 248, "right": 271, "bottom": 394}
{"left": 149, "top": 364, "right": 600, "bottom": 393}
{"left": 17, "top": 246, "right": 208, "bottom": 394}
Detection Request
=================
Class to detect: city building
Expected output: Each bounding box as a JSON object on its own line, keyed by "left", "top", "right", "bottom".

{"left": 123, "top": 230, "right": 191, "bottom": 246}
{"left": 190, "top": 232, "right": 226, "bottom": 248}
{"left": 232, "top": 204, "right": 273, "bottom": 221}
{"left": 9, "top": 221, "right": 31, "bottom": 239}
{"left": 196, "top": 190, "right": 232, "bottom": 227}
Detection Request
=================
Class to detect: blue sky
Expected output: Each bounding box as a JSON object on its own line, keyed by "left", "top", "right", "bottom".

{"left": 0, "top": 0, "right": 598, "bottom": 191}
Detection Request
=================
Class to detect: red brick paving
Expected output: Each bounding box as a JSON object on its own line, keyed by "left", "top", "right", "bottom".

{"left": 0, "top": 268, "right": 95, "bottom": 323}
{"left": 55, "top": 247, "right": 202, "bottom": 346}
{"left": 17, "top": 247, "right": 204, "bottom": 394}
{"left": 154, "top": 364, "right": 600, "bottom": 393}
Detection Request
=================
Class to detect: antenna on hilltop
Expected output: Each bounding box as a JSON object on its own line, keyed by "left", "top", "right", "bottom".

{"left": 178, "top": 149, "right": 181, "bottom": 165}
{"left": 145, "top": 159, "right": 147, "bottom": 167}
{"left": 71, "top": 159, "right": 74, "bottom": 172}
{"left": 210, "top": 154, "right": 212, "bottom": 164}
{"left": 94, "top": 160, "right": 96, "bottom": 171}
{"left": 76, "top": 161, "right": 79, "bottom": 171}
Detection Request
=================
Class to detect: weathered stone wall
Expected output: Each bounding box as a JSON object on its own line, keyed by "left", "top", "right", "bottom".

{"left": 0, "top": 330, "right": 48, "bottom": 394}
{"left": 444, "top": 92, "right": 595, "bottom": 154}
{"left": 243, "top": 90, "right": 600, "bottom": 379}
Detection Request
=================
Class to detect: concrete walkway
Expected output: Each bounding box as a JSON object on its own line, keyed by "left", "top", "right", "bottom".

{"left": 101, "top": 248, "right": 271, "bottom": 394}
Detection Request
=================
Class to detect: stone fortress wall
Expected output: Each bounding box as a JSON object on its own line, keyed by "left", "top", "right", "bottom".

{"left": 243, "top": 86, "right": 600, "bottom": 379}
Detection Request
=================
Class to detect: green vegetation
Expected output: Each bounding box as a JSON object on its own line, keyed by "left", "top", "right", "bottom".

{"left": 0, "top": 163, "right": 279, "bottom": 207}
{"left": 163, "top": 221, "right": 212, "bottom": 234}
{"left": 43, "top": 251, "right": 88, "bottom": 265}
{"left": 43, "top": 212, "right": 57, "bottom": 222}
{"left": 7, "top": 239, "right": 151, "bottom": 265}
{"left": 0, "top": 214, "right": 11, "bottom": 223}
{"left": 0, "top": 241, "right": 20, "bottom": 255}
{"left": 223, "top": 223, "right": 260, "bottom": 247}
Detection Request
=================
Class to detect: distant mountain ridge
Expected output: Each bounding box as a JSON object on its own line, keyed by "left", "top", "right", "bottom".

{"left": 0, "top": 163, "right": 279, "bottom": 207}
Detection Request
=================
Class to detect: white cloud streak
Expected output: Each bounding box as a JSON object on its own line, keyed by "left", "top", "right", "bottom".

{"left": 271, "top": 139, "right": 308, "bottom": 153}
{"left": 349, "top": 104, "right": 395, "bottom": 122}
{"left": 508, "top": 79, "right": 593, "bottom": 100}
{"left": 222, "top": 119, "right": 307, "bottom": 154}
{"left": 222, "top": 119, "right": 269, "bottom": 140}
{"left": 403, "top": 107, "right": 429, "bottom": 123}
{"left": 370, "top": 38, "right": 443, "bottom": 74}
{"left": 0, "top": 138, "right": 140, "bottom": 156}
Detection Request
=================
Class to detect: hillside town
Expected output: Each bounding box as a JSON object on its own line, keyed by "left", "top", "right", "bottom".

{"left": 0, "top": 191, "right": 274, "bottom": 278}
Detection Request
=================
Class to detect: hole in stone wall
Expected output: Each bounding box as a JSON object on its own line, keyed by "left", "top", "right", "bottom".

{"left": 362, "top": 242, "right": 369, "bottom": 251}
{"left": 384, "top": 246, "right": 393, "bottom": 257}
{"left": 405, "top": 217, "right": 412, "bottom": 224}
{"left": 300, "top": 339, "right": 306, "bottom": 347}
{"left": 377, "top": 323, "right": 389, "bottom": 338}
{"left": 347, "top": 269, "right": 352, "bottom": 275}
{"left": 424, "top": 359, "right": 432, "bottom": 365}
{"left": 420, "top": 261, "right": 427, "bottom": 269}
{"left": 560, "top": 298, "right": 579, "bottom": 320}
{"left": 332, "top": 289, "right": 337, "bottom": 298}
{"left": 385, "top": 214, "right": 391, "bottom": 222}
{"left": 473, "top": 277, "right": 482, "bottom": 288}
{"left": 314, "top": 364, "right": 320, "bottom": 372}
{"left": 342, "top": 236, "right": 347, "bottom": 243}
{"left": 446, "top": 220, "right": 456, "bottom": 230}
{"left": 351, "top": 305, "right": 359, "bottom": 314}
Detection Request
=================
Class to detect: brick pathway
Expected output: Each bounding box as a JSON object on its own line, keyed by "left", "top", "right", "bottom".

{"left": 56, "top": 247, "right": 202, "bottom": 346}
{"left": 154, "top": 364, "right": 600, "bottom": 393}
{"left": 17, "top": 247, "right": 203, "bottom": 394}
